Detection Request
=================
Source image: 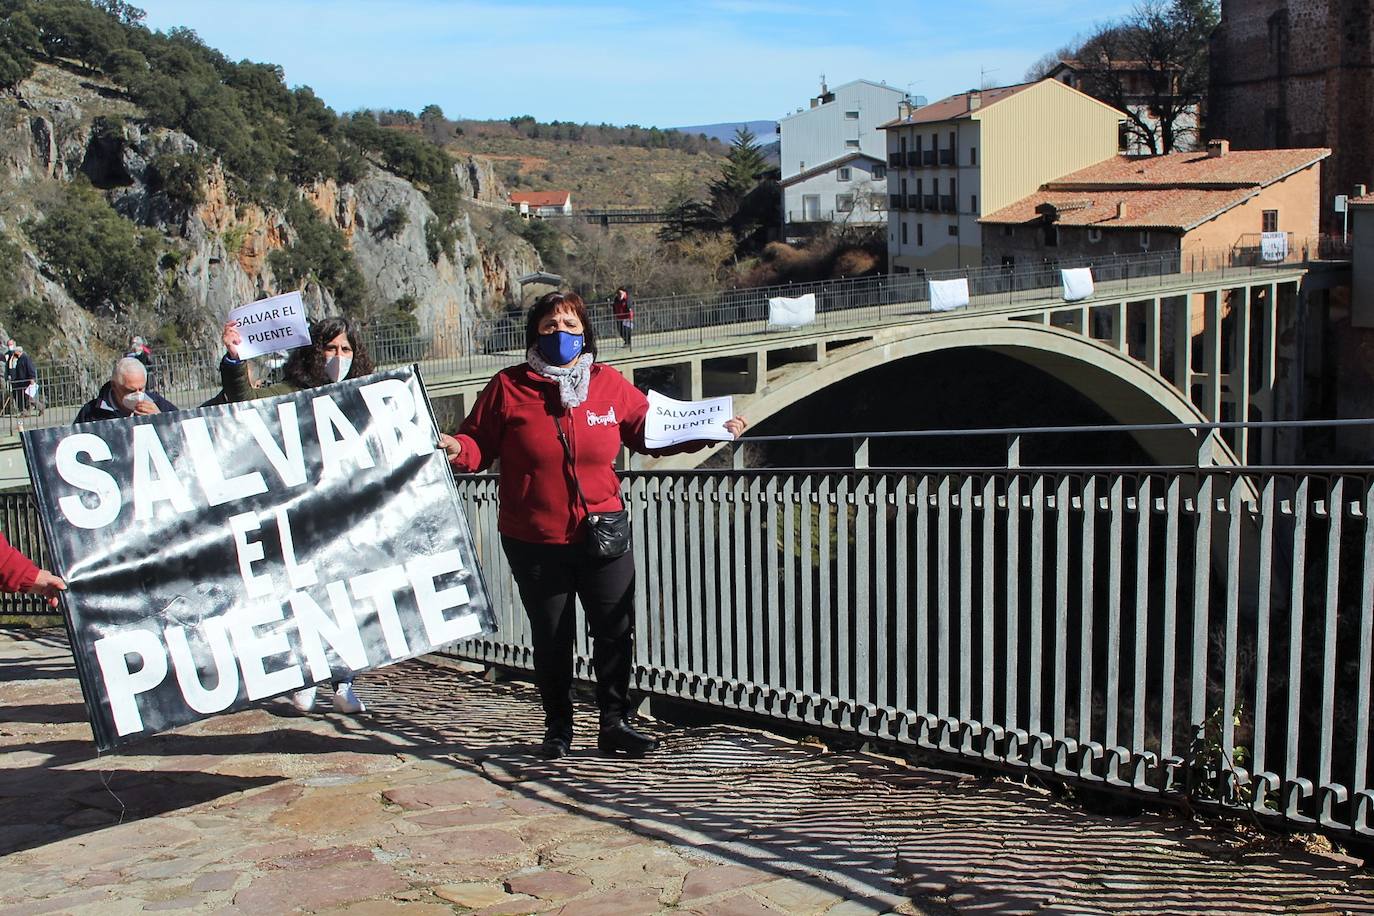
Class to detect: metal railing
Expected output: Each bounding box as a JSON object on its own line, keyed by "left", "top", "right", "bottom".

{"left": 447, "top": 420, "right": 1374, "bottom": 840}
{"left": 1, "top": 240, "right": 1339, "bottom": 437}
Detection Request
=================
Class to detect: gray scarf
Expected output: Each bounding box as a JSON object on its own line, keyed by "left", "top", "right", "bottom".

{"left": 527, "top": 347, "right": 594, "bottom": 408}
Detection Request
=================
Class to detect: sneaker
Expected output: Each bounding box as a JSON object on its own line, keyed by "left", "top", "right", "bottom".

{"left": 290, "top": 685, "right": 318, "bottom": 713}
{"left": 332, "top": 682, "right": 365, "bottom": 714}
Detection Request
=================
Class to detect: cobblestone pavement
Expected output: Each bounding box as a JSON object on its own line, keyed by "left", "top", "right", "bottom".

{"left": 2, "top": 628, "right": 1373, "bottom": 915}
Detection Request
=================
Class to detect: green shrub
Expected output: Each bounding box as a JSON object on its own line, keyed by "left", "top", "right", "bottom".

{"left": 24, "top": 179, "right": 159, "bottom": 313}
{"left": 146, "top": 150, "right": 207, "bottom": 206}
{"left": 268, "top": 199, "right": 367, "bottom": 316}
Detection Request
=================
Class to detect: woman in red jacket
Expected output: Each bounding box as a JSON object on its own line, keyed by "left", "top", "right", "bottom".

{"left": 0, "top": 533, "right": 66, "bottom": 606}
{"left": 439, "top": 291, "right": 745, "bottom": 759}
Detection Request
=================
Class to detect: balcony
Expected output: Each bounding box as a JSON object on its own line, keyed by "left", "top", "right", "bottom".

{"left": 922, "top": 194, "right": 938, "bottom": 210}
{"left": 889, "top": 193, "right": 906, "bottom": 210}
{"left": 888, "top": 153, "right": 903, "bottom": 168}
{"left": 906, "top": 151, "right": 921, "bottom": 168}
{"left": 939, "top": 149, "right": 955, "bottom": 166}
{"left": 908, "top": 194, "right": 923, "bottom": 211}
{"left": 922, "top": 150, "right": 937, "bottom": 166}
{"left": 940, "top": 194, "right": 956, "bottom": 212}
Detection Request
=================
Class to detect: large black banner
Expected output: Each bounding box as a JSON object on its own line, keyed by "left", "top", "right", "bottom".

{"left": 23, "top": 366, "right": 495, "bottom": 751}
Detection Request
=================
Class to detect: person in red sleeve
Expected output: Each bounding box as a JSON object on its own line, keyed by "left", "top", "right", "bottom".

{"left": 0, "top": 533, "right": 66, "bottom": 607}
{"left": 439, "top": 291, "right": 746, "bottom": 760}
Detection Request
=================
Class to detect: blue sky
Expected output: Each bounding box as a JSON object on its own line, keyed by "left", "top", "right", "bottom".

{"left": 134, "top": 0, "right": 1132, "bottom": 127}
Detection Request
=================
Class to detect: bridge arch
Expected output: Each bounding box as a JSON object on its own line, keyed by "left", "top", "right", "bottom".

{"left": 650, "top": 319, "right": 1236, "bottom": 470}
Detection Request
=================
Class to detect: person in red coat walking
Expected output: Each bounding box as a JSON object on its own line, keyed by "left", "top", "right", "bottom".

{"left": 439, "top": 291, "right": 745, "bottom": 760}
{"left": 0, "top": 533, "right": 66, "bottom": 606}
{"left": 611, "top": 287, "right": 633, "bottom": 349}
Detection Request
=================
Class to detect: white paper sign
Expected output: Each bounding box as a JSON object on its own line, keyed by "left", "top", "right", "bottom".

{"left": 228, "top": 291, "right": 311, "bottom": 359}
{"left": 929, "top": 278, "right": 970, "bottom": 312}
{"left": 767, "top": 293, "right": 816, "bottom": 329}
{"left": 1061, "top": 267, "right": 1095, "bottom": 302}
{"left": 644, "top": 390, "right": 734, "bottom": 448}
{"left": 1260, "top": 231, "right": 1289, "bottom": 262}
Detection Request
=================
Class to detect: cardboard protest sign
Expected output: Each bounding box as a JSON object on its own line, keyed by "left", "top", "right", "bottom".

{"left": 929, "top": 278, "right": 970, "bottom": 312}
{"left": 767, "top": 293, "right": 816, "bottom": 329}
{"left": 1061, "top": 267, "right": 1095, "bottom": 302}
{"left": 644, "top": 390, "right": 734, "bottom": 449}
{"left": 23, "top": 366, "right": 495, "bottom": 751}
{"left": 228, "top": 291, "right": 311, "bottom": 359}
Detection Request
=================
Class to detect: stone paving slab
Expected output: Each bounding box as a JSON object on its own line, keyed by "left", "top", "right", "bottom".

{"left": 1, "top": 628, "right": 1372, "bottom": 914}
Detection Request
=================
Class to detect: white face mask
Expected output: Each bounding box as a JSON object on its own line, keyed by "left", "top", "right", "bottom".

{"left": 324, "top": 355, "right": 352, "bottom": 383}
{"left": 121, "top": 391, "right": 148, "bottom": 411}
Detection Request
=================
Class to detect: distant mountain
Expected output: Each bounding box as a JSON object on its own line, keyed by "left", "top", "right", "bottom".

{"left": 673, "top": 120, "right": 778, "bottom": 145}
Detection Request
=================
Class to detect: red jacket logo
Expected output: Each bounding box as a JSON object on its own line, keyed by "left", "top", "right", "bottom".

{"left": 586, "top": 406, "right": 617, "bottom": 427}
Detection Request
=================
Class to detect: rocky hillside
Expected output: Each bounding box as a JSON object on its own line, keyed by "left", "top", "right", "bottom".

{"left": 0, "top": 60, "right": 539, "bottom": 378}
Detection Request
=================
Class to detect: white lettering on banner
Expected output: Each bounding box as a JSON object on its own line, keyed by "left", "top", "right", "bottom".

{"left": 229, "top": 511, "right": 273, "bottom": 598}
{"left": 348, "top": 567, "right": 413, "bottom": 660}
{"left": 313, "top": 395, "right": 376, "bottom": 479}
{"left": 275, "top": 507, "right": 318, "bottom": 590}
{"left": 182, "top": 417, "right": 268, "bottom": 506}
{"left": 132, "top": 425, "right": 194, "bottom": 521}
{"left": 359, "top": 378, "right": 432, "bottom": 464}
{"left": 55, "top": 434, "right": 122, "bottom": 529}
{"left": 164, "top": 620, "right": 239, "bottom": 714}
{"left": 227, "top": 601, "right": 304, "bottom": 701}
{"left": 586, "top": 407, "right": 617, "bottom": 427}
{"left": 238, "top": 404, "right": 307, "bottom": 489}
{"left": 94, "top": 627, "right": 169, "bottom": 736}
{"left": 290, "top": 583, "right": 369, "bottom": 681}
{"left": 406, "top": 550, "right": 477, "bottom": 645}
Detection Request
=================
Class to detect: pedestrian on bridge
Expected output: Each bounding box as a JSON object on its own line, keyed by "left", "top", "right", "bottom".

{"left": 611, "top": 287, "right": 634, "bottom": 349}
{"left": 439, "top": 290, "right": 746, "bottom": 760}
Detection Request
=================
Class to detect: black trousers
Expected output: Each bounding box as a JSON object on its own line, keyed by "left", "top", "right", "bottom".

{"left": 501, "top": 535, "right": 636, "bottom": 731}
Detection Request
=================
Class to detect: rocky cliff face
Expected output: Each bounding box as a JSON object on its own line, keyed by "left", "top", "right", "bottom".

{"left": 0, "top": 63, "right": 539, "bottom": 382}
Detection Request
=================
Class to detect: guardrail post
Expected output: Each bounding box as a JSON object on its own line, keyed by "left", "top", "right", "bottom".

{"left": 1006, "top": 434, "right": 1021, "bottom": 469}
{"left": 1196, "top": 429, "right": 1215, "bottom": 467}
{"left": 853, "top": 436, "right": 870, "bottom": 469}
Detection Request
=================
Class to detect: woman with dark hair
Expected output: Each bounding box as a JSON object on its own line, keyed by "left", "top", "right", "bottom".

{"left": 439, "top": 291, "right": 746, "bottom": 759}
{"left": 219, "top": 313, "right": 377, "bottom": 715}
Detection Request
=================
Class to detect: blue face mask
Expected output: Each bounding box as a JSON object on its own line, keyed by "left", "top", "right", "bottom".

{"left": 537, "top": 330, "right": 584, "bottom": 365}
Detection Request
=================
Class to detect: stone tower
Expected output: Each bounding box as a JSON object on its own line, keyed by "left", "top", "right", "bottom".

{"left": 1209, "top": 0, "right": 1374, "bottom": 228}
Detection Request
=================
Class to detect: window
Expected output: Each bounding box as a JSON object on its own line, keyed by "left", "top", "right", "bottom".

{"left": 845, "top": 138, "right": 861, "bottom": 148}
{"left": 1262, "top": 209, "right": 1279, "bottom": 232}
{"left": 1003, "top": 225, "right": 1014, "bottom": 237}
{"left": 845, "top": 109, "right": 860, "bottom": 119}
{"left": 873, "top": 164, "right": 886, "bottom": 180}
{"left": 1088, "top": 227, "right": 1103, "bottom": 243}
{"left": 836, "top": 193, "right": 854, "bottom": 212}
{"left": 971, "top": 193, "right": 978, "bottom": 213}
{"left": 900, "top": 137, "right": 908, "bottom": 155}
{"left": 948, "top": 131, "right": 956, "bottom": 151}
{"left": 837, "top": 167, "right": 852, "bottom": 181}
{"left": 901, "top": 177, "right": 908, "bottom": 195}
{"left": 970, "top": 146, "right": 977, "bottom": 166}
{"left": 1139, "top": 230, "right": 1151, "bottom": 249}
{"left": 916, "top": 178, "right": 923, "bottom": 196}
{"left": 948, "top": 224, "right": 959, "bottom": 236}
{"left": 917, "top": 223, "right": 924, "bottom": 246}
{"left": 901, "top": 222, "right": 908, "bottom": 244}
{"left": 916, "top": 136, "right": 923, "bottom": 155}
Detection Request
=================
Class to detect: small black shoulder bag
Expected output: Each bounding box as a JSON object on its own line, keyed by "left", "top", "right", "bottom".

{"left": 554, "top": 413, "right": 631, "bottom": 558}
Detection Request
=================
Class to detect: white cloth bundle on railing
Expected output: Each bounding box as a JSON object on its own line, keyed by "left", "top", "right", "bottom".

{"left": 1061, "top": 267, "right": 1095, "bottom": 302}
{"left": 929, "top": 278, "right": 970, "bottom": 312}
{"left": 767, "top": 293, "right": 816, "bottom": 329}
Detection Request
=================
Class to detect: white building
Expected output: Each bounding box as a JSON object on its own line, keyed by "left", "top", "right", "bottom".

{"left": 779, "top": 79, "right": 909, "bottom": 235}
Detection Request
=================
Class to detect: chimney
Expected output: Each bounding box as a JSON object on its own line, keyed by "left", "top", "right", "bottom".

{"left": 1115, "top": 200, "right": 1128, "bottom": 220}
{"left": 1206, "top": 139, "right": 1230, "bottom": 158}
{"left": 968, "top": 90, "right": 982, "bottom": 112}
{"left": 1356, "top": 183, "right": 1369, "bottom": 198}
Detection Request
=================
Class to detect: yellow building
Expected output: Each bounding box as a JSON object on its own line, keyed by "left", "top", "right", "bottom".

{"left": 882, "top": 79, "right": 1126, "bottom": 272}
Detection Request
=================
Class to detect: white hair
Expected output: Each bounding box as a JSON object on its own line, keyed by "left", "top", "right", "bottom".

{"left": 112, "top": 357, "right": 147, "bottom": 386}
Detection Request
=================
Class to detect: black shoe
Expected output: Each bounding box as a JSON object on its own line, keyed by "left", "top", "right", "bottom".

{"left": 538, "top": 723, "right": 572, "bottom": 759}
{"left": 597, "top": 720, "right": 659, "bottom": 758}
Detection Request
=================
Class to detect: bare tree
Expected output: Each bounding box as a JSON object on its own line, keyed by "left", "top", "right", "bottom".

{"left": 1041, "top": 0, "right": 1217, "bottom": 154}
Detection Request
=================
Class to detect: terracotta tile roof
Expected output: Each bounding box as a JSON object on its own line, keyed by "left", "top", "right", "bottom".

{"left": 1349, "top": 194, "right": 1374, "bottom": 205}
{"left": 509, "top": 191, "right": 571, "bottom": 207}
{"left": 1043, "top": 148, "right": 1330, "bottom": 190}
{"left": 781, "top": 152, "right": 885, "bottom": 187}
{"left": 880, "top": 82, "right": 1035, "bottom": 128}
{"left": 981, "top": 187, "right": 1257, "bottom": 230}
